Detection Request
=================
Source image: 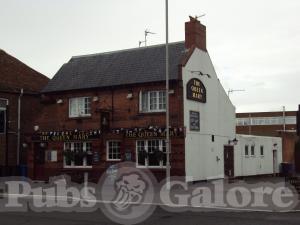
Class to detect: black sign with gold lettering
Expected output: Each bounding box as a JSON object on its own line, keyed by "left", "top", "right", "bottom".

{"left": 124, "top": 129, "right": 183, "bottom": 139}
{"left": 32, "top": 130, "right": 101, "bottom": 142}
{"left": 187, "top": 78, "right": 206, "bottom": 103}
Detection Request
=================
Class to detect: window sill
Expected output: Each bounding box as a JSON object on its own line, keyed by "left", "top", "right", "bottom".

{"left": 106, "top": 159, "right": 121, "bottom": 162}
{"left": 69, "top": 115, "right": 92, "bottom": 119}
{"left": 136, "top": 166, "right": 166, "bottom": 169}
{"left": 138, "top": 111, "right": 166, "bottom": 115}
{"left": 63, "top": 166, "right": 93, "bottom": 169}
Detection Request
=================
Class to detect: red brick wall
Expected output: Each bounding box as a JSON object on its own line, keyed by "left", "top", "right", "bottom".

{"left": 0, "top": 49, "right": 49, "bottom": 171}
{"left": 28, "top": 81, "right": 186, "bottom": 181}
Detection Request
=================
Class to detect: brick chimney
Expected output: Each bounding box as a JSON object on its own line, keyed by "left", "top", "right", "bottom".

{"left": 185, "top": 16, "right": 207, "bottom": 51}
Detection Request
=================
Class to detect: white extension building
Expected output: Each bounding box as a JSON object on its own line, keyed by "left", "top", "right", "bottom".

{"left": 181, "top": 17, "right": 282, "bottom": 182}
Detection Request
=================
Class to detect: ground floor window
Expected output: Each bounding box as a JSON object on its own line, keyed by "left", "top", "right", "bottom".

{"left": 136, "top": 139, "right": 166, "bottom": 168}
{"left": 63, "top": 142, "right": 92, "bottom": 168}
{"left": 107, "top": 140, "right": 121, "bottom": 161}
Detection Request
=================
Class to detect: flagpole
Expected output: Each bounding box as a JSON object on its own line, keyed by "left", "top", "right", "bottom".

{"left": 165, "top": 0, "right": 171, "bottom": 190}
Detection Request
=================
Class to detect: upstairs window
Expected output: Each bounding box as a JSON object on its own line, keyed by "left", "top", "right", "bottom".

{"left": 140, "top": 91, "right": 166, "bottom": 113}
{"left": 69, "top": 97, "right": 91, "bottom": 118}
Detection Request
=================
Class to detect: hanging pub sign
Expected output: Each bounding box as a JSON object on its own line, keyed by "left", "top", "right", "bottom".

{"left": 187, "top": 78, "right": 206, "bottom": 103}
{"left": 32, "top": 129, "right": 102, "bottom": 142}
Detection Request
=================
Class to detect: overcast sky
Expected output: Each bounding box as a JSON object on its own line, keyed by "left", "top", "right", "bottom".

{"left": 1, "top": 0, "right": 299, "bottom": 112}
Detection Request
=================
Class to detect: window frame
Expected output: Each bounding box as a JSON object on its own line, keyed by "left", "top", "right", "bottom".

{"left": 136, "top": 139, "right": 166, "bottom": 168}
{"left": 260, "top": 145, "right": 264, "bottom": 157}
{"left": 69, "top": 97, "right": 91, "bottom": 118}
{"left": 0, "top": 98, "right": 8, "bottom": 134}
{"left": 244, "top": 145, "right": 249, "bottom": 157}
{"left": 106, "top": 140, "right": 121, "bottom": 161}
{"left": 63, "top": 142, "right": 92, "bottom": 168}
{"left": 139, "top": 90, "right": 166, "bottom": 113}
{"left": 250, "top": 145, "right": 255, "bottom": 157}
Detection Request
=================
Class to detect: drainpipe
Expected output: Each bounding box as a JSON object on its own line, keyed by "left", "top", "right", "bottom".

{"left": 283, "top": 106, "right": 286, "bottom": 132}
{"left": 17, "top": 88, "right": 23, "bottom": 166}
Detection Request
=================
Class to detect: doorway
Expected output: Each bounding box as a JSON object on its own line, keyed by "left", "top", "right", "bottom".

{"left": 273, "top": 150, "right": 278, "bottom": 174}
{"left": 33, "top": 143, "right": 46, "bottom": 180}
{"left": 224, "top": 145, "right": 234, "bottom": 178}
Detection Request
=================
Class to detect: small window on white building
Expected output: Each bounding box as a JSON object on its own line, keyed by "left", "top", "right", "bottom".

{"left": 251, "top": 145, "right": 255, "bottom": 156}
{"left": 139, "top": 91, "right": 166, "bottom": 113}
{"left": 69, "top": 97, "right": 91, "bottom": 118}
{"left": 107, "top": 141, "right": 121, "bottom": 161}
{"left": 245, "top": 145, "right": 249, "bottom": 157}
{"left": 260, "top": 146, "right": 264, "bottom": 156}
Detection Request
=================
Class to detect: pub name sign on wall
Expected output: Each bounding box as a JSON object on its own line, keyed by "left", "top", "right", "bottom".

{"left": 187, "top": 78, "right": 206, "bottom": 103}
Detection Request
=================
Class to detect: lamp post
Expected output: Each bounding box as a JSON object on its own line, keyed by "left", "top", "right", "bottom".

{"left": 165, "top": 0, "right": 171, "bottom": 190}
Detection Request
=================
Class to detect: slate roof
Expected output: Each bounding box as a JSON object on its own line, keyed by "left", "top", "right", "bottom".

{"left": 0, "top": 49, "right": 49, "bottom": 92}
{"left": 42, "top": 41, "right": 186, "bottom": 93}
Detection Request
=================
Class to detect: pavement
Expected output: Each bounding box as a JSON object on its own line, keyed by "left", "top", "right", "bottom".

{"left": 0, "top": 208, "right": 300, "bottom": 225}
{"left": 0, "top": 176, "right": 300, "bottom": 224}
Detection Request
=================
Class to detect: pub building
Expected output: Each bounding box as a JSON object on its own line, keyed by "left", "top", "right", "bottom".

{"left": 27, "top": 17, "right": 278, "bottom": 182}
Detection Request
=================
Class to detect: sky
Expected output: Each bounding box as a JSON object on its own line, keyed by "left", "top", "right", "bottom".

{"left": 1, "top": 0, "right": 300, "bottom": 112}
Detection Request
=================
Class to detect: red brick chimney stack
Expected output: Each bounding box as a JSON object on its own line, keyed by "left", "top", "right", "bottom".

{"left": 185, "top": 16, "right": 207, "bottom": 51}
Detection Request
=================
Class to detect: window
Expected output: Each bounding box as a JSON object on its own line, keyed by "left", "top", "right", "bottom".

{"left": 260, "top": 146, "right": 264, "bottom": 156}
{"left": 251, "top": 145, "right": 255, "bottom": 156}
{"left": 139, "top": 91, "right": 166, "bottom": 112}
{"left": 69, "top": 97, "right": 91, "bottom": 118}
{"left": 107, "top": 141, "right": 121, "bottom": 161}
{"left": 236, "top": 116, "right": 296, "bottom": 126}
{"left": 136, "top": 139, "right": 166, "bottom": 168}
{"left": 45, "top": 150, "right": 57, "bottom": 162}
{"left": 63, "top": 142, "right": 92, "bottom": 168}
{"left": 245, "top": 145, "right": 249, "bottom": 156}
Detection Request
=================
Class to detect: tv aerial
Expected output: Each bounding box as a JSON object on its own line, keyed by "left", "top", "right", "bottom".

{"left": 189, "top": 14, "right": 206, "bottom": 21}
{"left": 139, "top": 29, "right": 156, "bottom": 47}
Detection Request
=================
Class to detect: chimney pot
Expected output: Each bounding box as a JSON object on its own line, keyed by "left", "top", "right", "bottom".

{"left": 185, "top": 16, "right": 207, "bottom": 51}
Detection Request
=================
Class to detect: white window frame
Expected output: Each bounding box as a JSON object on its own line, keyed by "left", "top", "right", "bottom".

{"left": 69, "top": 97, "right": 91, "bottom": 118}
{"left": 106, "top": 140, "right": 121, "bottom": 161}
{"left": 63, "top": 142, "right": 92, "bottom": 168}
{"left": 136, "top": 139, "right": 166, "bottom": 168}
{"left": 139, "top": 91, "right": 166, "bottom": 113}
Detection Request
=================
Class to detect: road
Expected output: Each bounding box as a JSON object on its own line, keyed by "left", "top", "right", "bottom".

{"left": 0, "top": 208, "right": 300, "bottom": 225}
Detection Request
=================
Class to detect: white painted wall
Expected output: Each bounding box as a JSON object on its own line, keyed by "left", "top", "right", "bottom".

{"left": 234, "top": 135, "right": 282, "bottom": 177}
{"left": 183, "top": 48, "right": 236, "bottom": 182}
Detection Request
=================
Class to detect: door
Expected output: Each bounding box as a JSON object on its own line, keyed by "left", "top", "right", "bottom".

{"left": 224, "top": 145, "right": 234, "bottom": 177}
{"left": 33, "top": 143, "right": 45, "bottom": 180}
{"left": 273, "top": 150, "right": 278, "bottom": 174}
{"left": 295, "top": 141, "right": 300, "bottom": 173}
